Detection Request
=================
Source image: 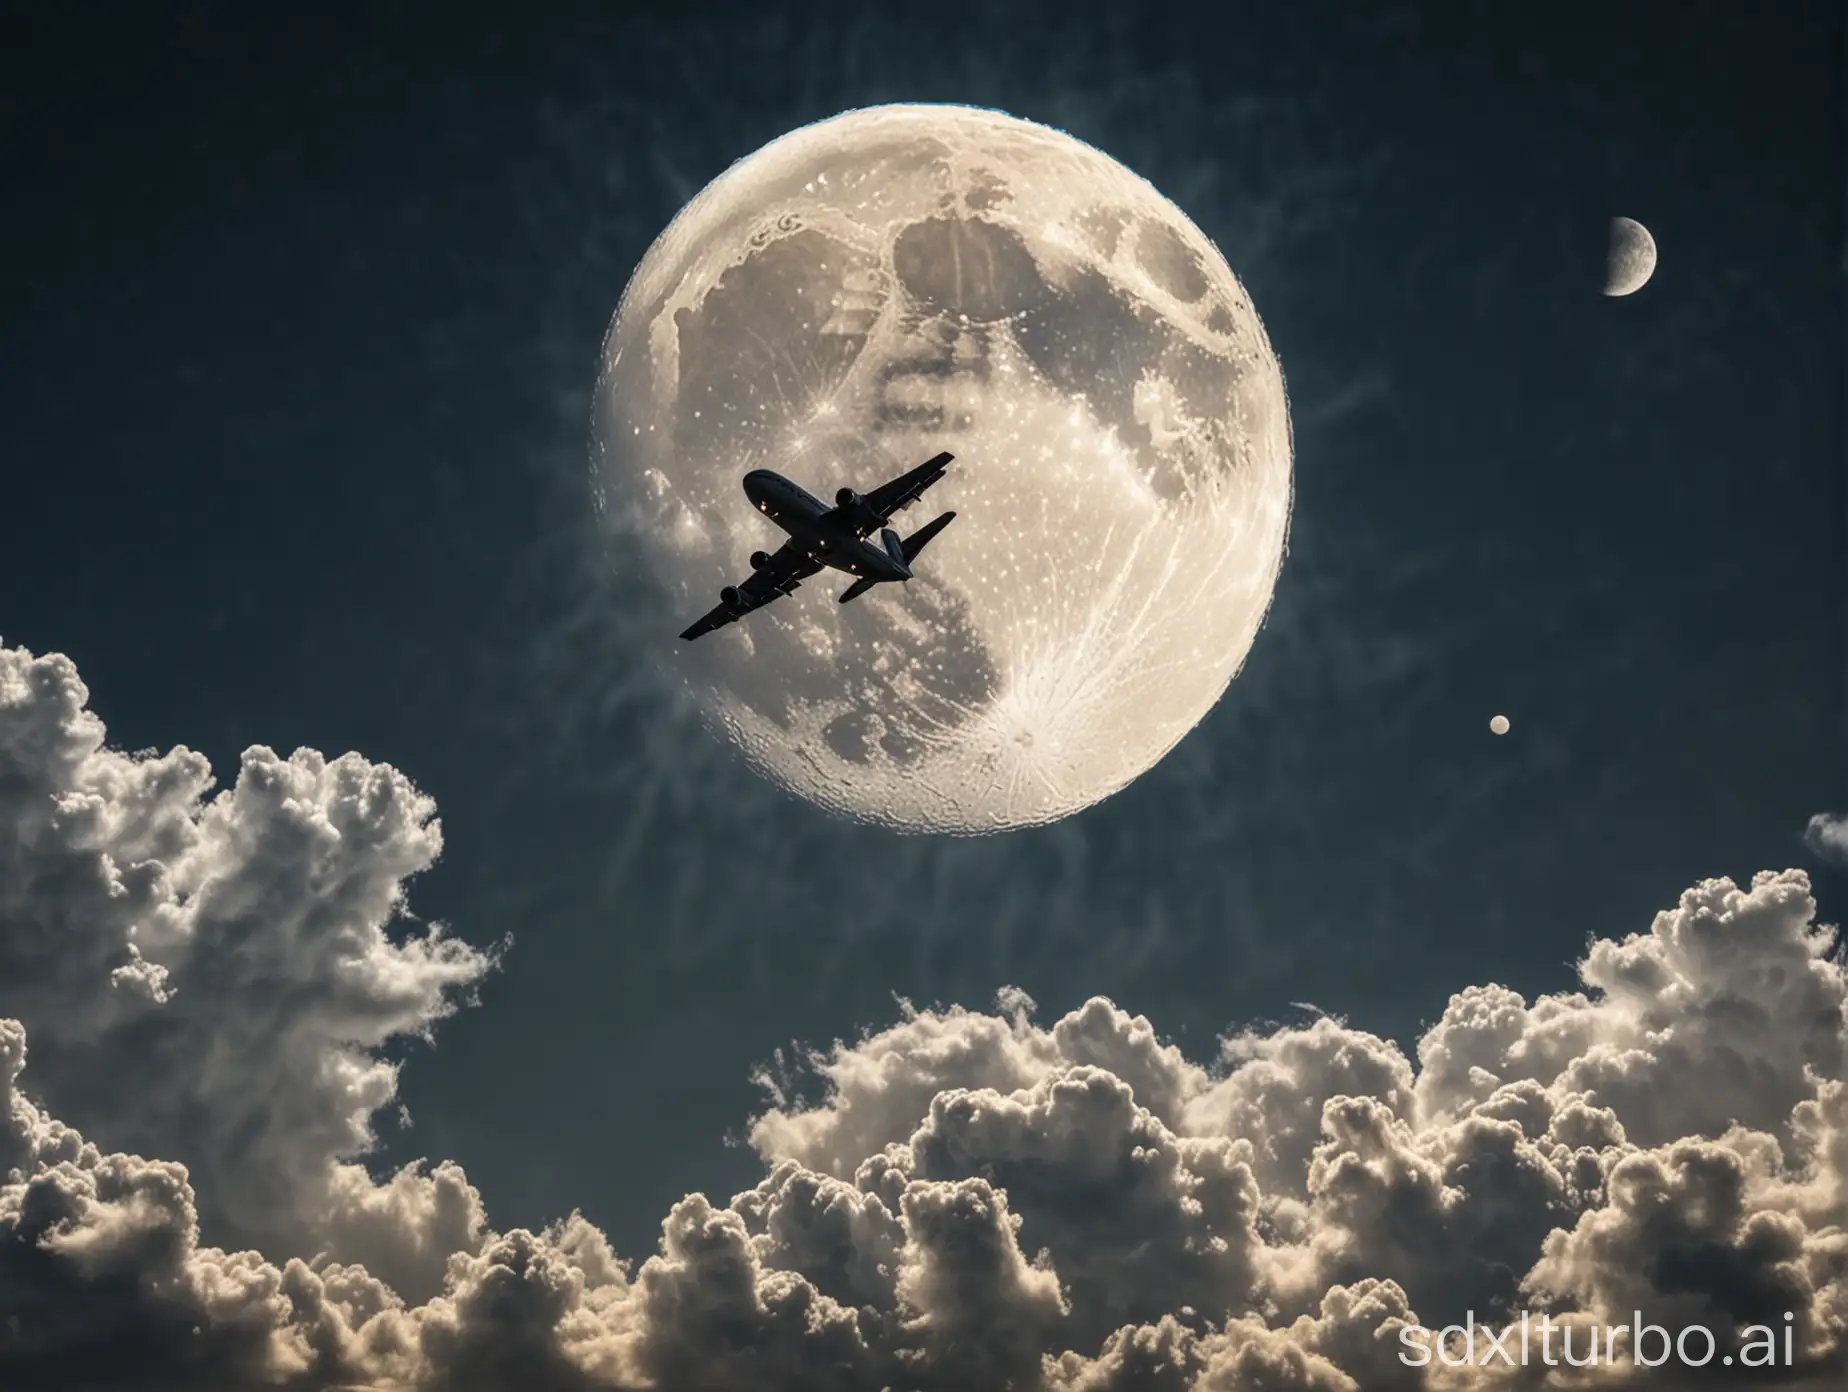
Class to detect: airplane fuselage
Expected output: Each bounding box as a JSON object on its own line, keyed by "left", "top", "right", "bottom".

{"left": 744, "top": 469, "right": 912, "bottom": 581}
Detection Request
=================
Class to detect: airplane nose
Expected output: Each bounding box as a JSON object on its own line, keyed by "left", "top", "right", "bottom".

{"left": 742, "top": 471, "right": 773, "bottom": 507}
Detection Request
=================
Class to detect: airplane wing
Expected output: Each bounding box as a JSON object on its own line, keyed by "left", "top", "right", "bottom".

{"left": 679, "top": 541, "right": 823, "bottom": 641}
{"left": 857, "top": 451, "right": 953, "bottom": 532}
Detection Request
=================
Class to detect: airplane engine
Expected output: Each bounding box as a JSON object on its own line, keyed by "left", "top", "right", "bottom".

{"left": 835, "top": 486, "right": 877, "bottom": 529}
{"left": 721, "top": 585, "right": 742, "bottom": 607}
{"left": 750, "top": 551, "right": 773, "bottom": 571}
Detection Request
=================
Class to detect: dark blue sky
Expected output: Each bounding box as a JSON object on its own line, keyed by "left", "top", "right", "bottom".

{"left": 5, "top": 0, "right": 1842, "bottom": 1252}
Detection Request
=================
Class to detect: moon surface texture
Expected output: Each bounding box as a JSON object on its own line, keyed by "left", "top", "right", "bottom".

{"left": 594, "top": 104, "right": 1293, "bottom": 833}
{"left": 1603, "top": 216, "right": 1656, "bottom": 296}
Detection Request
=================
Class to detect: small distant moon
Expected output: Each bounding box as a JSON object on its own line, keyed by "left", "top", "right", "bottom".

{"left": 1489, "top": 714, "right": 1511, "bottom": 736}
{"left": 1603, "top": 217, "right": 1656, "bottom": 296}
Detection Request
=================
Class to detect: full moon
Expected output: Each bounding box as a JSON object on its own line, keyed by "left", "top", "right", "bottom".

{"left": 1490, "top": 714, "right": 1510, "bottom": 736}
{"left": 1603, "top": 216, "right": 1656, "bottom": 296}
{"left": 594, "top": 104, "right": 1293, "bottom": 832}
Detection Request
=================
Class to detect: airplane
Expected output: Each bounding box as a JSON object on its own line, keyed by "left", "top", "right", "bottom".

{"left": 679, "top": 451, "right": 956, "bottom": 641}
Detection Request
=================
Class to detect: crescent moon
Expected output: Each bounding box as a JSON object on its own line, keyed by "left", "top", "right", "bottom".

{"left": 1603, "top": 216, "right": 1657, "bottom": 297}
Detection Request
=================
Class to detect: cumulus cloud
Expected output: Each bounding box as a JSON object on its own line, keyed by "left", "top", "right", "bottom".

{"left": 3, "top": 637, "right": 1846, "bottom": 1388}
{"left": 0, "top": 642, "right": 499, "bottom": 1300}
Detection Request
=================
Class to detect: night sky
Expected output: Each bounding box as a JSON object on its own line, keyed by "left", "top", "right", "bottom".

{"left": 6, "top": 0, "right": 1843, "bottom": 1265}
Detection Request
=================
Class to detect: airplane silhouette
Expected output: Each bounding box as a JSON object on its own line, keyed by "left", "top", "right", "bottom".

{"left": 679, "top": 451, "right": 955, "bottom": 641}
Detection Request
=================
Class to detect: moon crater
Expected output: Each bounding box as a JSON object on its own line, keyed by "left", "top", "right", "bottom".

{"left": 596, "top": 104, "right": 1293, "bottom": 832}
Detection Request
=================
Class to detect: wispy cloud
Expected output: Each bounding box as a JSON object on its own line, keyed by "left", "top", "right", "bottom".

{"left": 1804, "top": 811, "right": 1848, "bottom": 867}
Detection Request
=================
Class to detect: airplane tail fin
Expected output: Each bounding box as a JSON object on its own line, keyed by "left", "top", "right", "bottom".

{"left": 901, "top": 510, "right": 956, "bottom": 561}
{"left": 842, "top": 513, "right": 956, "bottom": 604}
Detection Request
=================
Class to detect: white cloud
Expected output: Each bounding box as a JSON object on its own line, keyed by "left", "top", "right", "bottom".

{"left": 1806, "top": 811, "right": 1848, "bottom": 867}
{"left": 0, "top": 642, "right": 499, "bottom": 1299}
{"left": 2, "top": 637, "right": 1845, "bottom": 1388}
{"left": 1410, "top": 871, "right": 1846, "bottom": 1148}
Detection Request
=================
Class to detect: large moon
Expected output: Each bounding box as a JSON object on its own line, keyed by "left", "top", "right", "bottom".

{"left": 593, "top": 104, "right": 1293, "bottom": 833}
{"left": 1603, "top": 215, "right": 1657, "bottom": 296}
